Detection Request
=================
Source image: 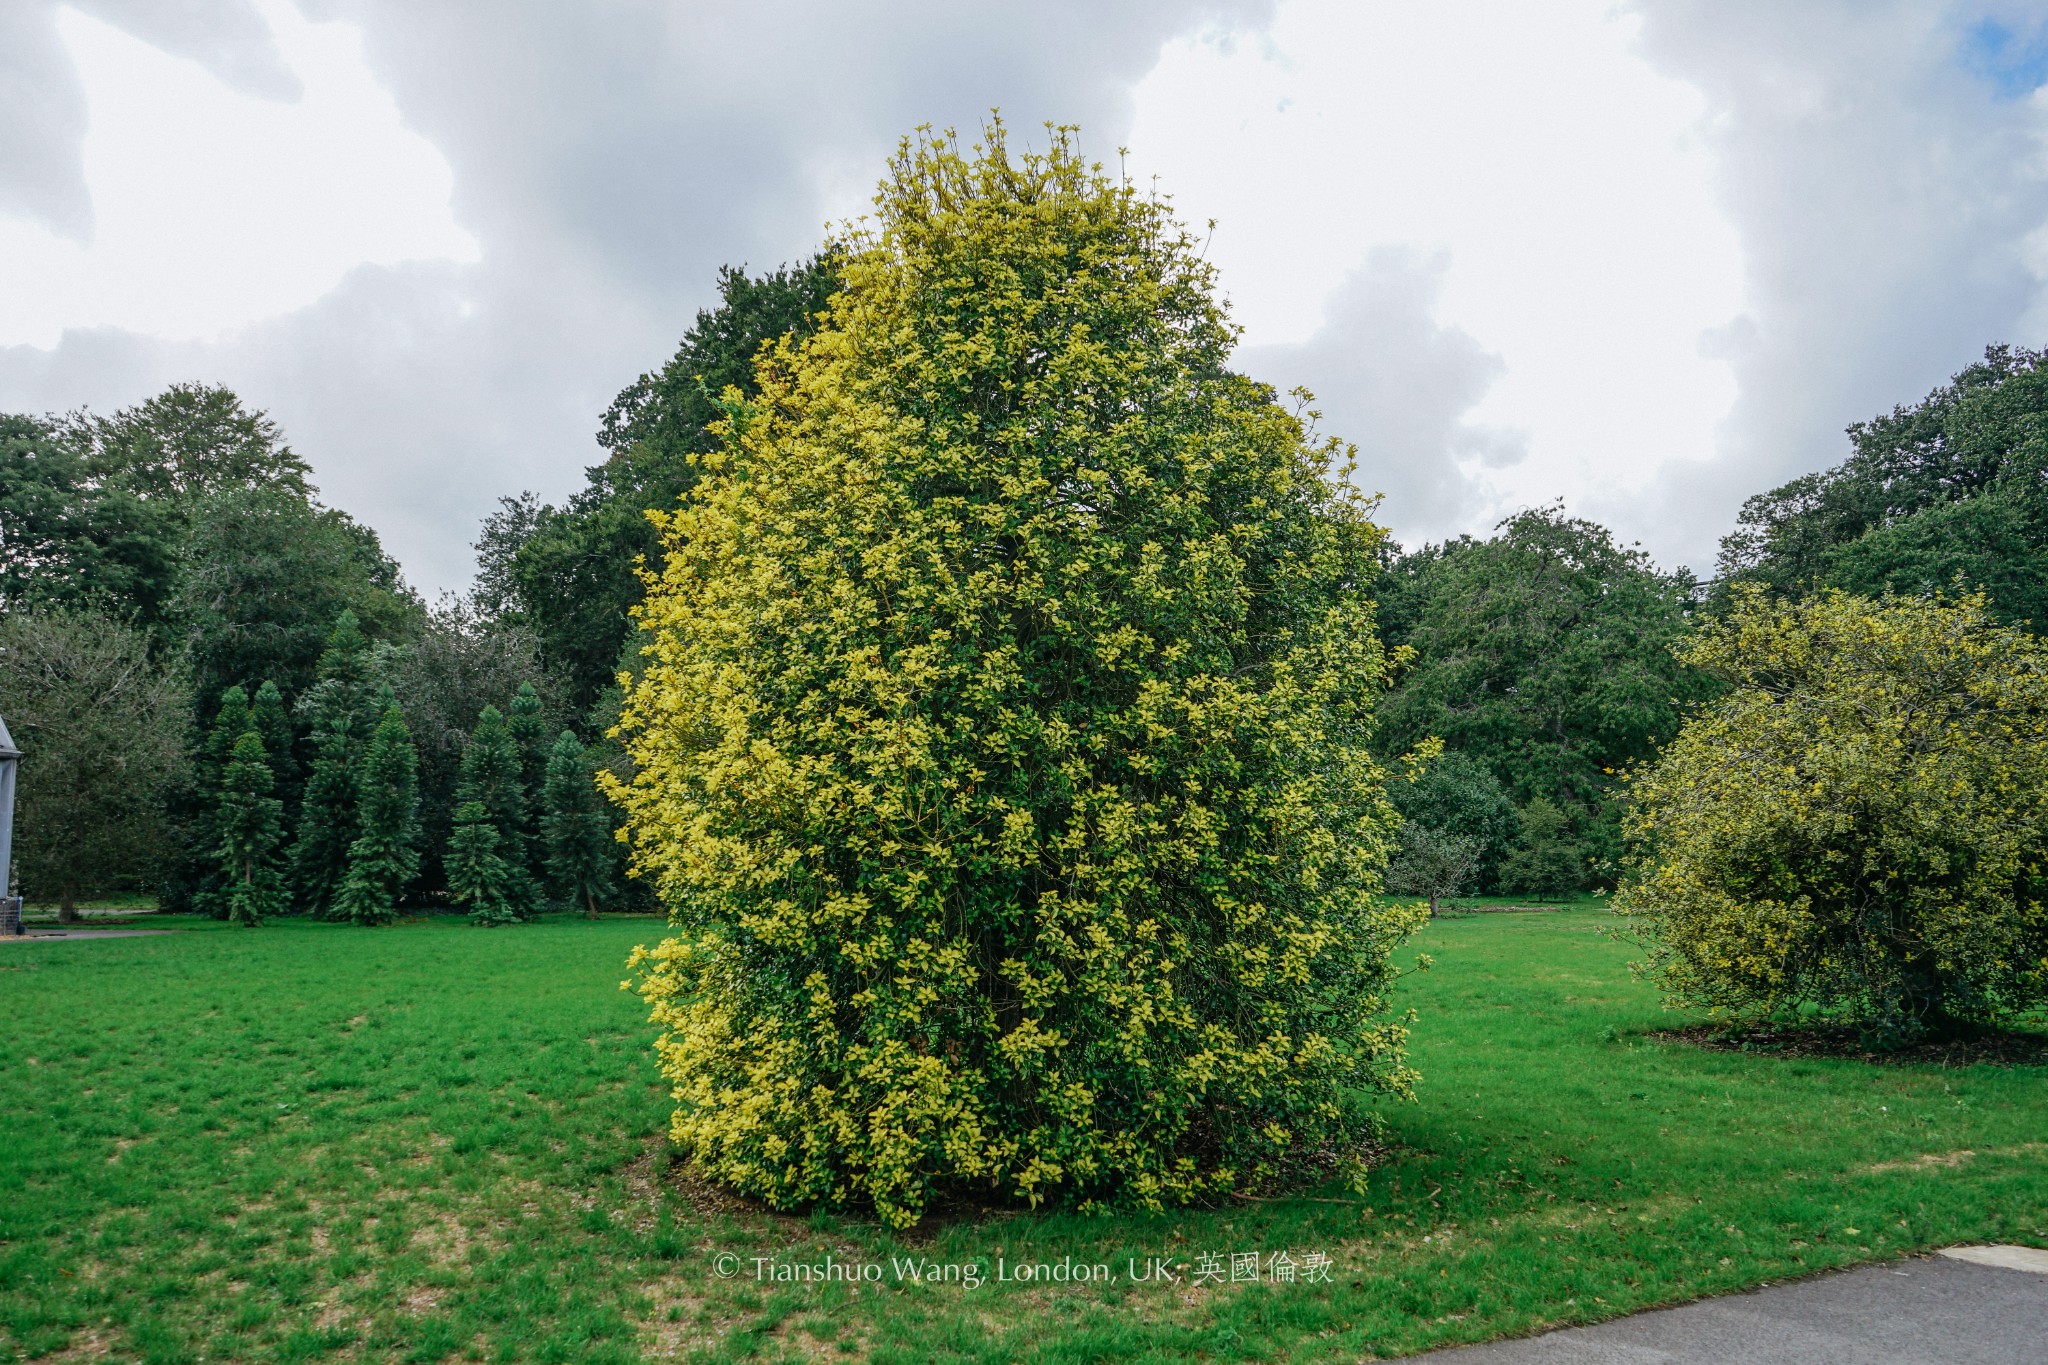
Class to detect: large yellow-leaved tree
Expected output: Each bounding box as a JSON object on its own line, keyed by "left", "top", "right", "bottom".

{"left": 609, "top": 124, "right": 1421, "bottom": 1226}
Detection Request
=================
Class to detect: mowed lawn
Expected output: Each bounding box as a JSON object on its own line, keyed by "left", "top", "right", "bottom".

{"left": 2, "top": 908, "right": 2044, "bottom": 1364}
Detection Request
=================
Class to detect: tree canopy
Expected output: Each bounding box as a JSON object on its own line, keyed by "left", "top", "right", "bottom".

{"left": 1719, "top": 345, "right": 2048, "bottom": 627}
{"left": 1375, "top": 505, "right": 1712, "bottom": 882}
{"left": 477, "top": 256, "right": 839, "bottom": 715}
{"left": 0, "top": 414, "right": 173, "bottom": 620}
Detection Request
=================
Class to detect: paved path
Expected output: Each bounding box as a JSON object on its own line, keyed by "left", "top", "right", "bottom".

{"left": 1415, "top": 1247, "right": 2048, "bottom": 1364}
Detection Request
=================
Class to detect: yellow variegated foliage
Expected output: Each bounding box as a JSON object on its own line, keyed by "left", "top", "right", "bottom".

{"left": 1616, "top": 587, "right": 2048, "bottom": 1040}
{"left": 607, "top": 124, "right": 1422, "bottom": 1226}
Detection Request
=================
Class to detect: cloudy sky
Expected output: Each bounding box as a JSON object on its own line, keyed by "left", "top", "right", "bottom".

{"left": 3, "top": 1, "right": 2046, "bottom": 597}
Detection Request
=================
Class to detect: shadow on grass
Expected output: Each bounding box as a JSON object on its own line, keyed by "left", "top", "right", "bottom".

{"left": 1657, "top": 1022, "right": 2048, "bottom": 1068}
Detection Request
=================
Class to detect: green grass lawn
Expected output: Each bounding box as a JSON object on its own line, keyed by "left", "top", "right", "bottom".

{"left": 2, "top": 908, "right": 2043, "bottom": 1364}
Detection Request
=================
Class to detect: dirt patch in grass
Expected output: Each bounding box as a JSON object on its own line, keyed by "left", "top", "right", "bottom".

{"left": 1658, "top": 1023, "right": 2048, "bottom": 1067}
{"left": 1864, "top": 1142, "right": 2048, "bottom": 1175}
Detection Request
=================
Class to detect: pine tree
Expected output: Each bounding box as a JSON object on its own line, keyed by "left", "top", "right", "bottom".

{"left": 291, "top": 612, "right": 376, "bottom": 914}
{"left": 457, "top": 705, "right": 540, "bottom": 911}
{"left": 506, "top": 682, "right": 549, "bottom": 794}
{"left": 193, "top": 685, "right": 252, "bottom": 918}
{"left": 541, "top": 729, "right": 614, "bottom": 918}
{"left": 333, "top": 694, "right": 420, "bottom": 926}
{"left": 505, "top": 682, "right": 551, "bottom": 876}
{"left": 446, "top": 800, "right": 520, "bottom": 926}
{"left": 249, "top": 678, "right": 298, "bottom": 812}
{"left": 216, "top": 728, "right": 286, "bottom": 925}
{"left": 202, "top": 685, "right": 253, "bottom": 782}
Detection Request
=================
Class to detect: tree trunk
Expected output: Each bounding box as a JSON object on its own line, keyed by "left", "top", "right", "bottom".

{"left": 584, "top": 887, "right": 599, "bottom": 920}
{"left": 58, "top": 883, "right": 79, "bottom": 924}
{"left": 1428, "top": 893, "right": 1440, "bottom": 919}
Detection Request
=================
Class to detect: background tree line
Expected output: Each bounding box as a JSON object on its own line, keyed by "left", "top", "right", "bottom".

{"left": 4, "top": 247, "right": 2043, "bottom": 920}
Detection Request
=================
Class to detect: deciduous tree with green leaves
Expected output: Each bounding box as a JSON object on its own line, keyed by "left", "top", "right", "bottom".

{"left": 0, "top": 607, "right": 188, "bottom": 920}
{"left": 174, "top": 484, "right": 419, "bottom": 710}
{"left": 612, "top": 124, "right": 1419, "bottom": 1227}
{"left": 0, "top": 413, "right": 174, "bottom": 622}
{"left": 1616, "top": 588, "right": 2048, "bottom": 1043}
{"left": 1718, "top": 345, "right": 2048, "bottom": 627}
{"left": 1386, "top": 823, "right": 1483, "bottom": 917}
{"left": 1388, "top": 748, "right": 1519, "bottom": 894}
{"left": 1375, "top": 504, "right": 1712, "bottom": 876}
{"left": 474, "top": 256, "right": 839, "bottom": 714}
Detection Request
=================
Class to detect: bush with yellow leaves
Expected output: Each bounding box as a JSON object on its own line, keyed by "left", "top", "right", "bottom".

{"left": 1617, "top": 587, "right": 2048, "bottom": 1043}
{"left": 607, "top": 124, "right": 1422, "bottom": 1226}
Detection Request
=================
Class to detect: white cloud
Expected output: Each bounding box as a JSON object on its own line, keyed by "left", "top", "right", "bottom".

{"left": 0, "top": 0, "right": 476, "bottom": 347}
{"left": 0, "top": 0, "right": 1272, "bottom": 595}
{"left": 1127, "top": 0, "right": 1745, "bottom": 556}
{"left": 1240, "top": 249, "right": 1523, "bottom": 536}
{"left": 1632, "top": 0, "right": 2048, "bottom": 570}
{"left": 4, "top": 0, "right": 2046, "bottom": 596}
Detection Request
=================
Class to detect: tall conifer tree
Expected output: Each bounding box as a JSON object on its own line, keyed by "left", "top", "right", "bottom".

{"left": 505, "top": 681, "right": 551, "bottom": 876}
{"left": 249, "top": 678, "right": 298, "bottom": 812}
{"left": 216, "top": 728, "right": 287, "bottom": 925}
{"left": 291, "top": 611, "right": 375, "bottom": 913}
{"left": 456, "top": 705, "right": 539, "bottom": 910}
{"left": 446, "top": 800, "right": 520, "bottom": 925}
{"left": 541, "top": 729, "right": 614, "bottom": 918}
{"left": 193, "top": 685, "right": 252, "bottom": 918}
{"left": 201, "top": 685, "right": 253, "bottom": 781}
{"left": 333, "top": 693, "right": 419, "bottom": 926}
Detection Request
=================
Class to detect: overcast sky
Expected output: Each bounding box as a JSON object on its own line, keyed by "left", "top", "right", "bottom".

{"left": 3, "top": 1, "right": 2046, "bottom": 597}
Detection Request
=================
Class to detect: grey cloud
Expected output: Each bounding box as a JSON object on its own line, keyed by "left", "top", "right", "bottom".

{"left": 1237, "top": 248, "right": 1525, "bottom": 548}
{"left": 0, "top": 0, "right": 295, "bottom": 241}
{"left": 0, "top": 0, "right": 1272, "bottom": 596}
{"left": 1627, "top": 0, "right": 2048, "bottom": 573}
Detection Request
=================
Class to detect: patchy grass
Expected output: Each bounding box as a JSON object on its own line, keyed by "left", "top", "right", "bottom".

{"left": 1, "top": 908, "right": 2043, "bottom": 1363}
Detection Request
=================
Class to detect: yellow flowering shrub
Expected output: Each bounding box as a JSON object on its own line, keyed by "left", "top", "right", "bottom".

{"left": 607, "top": 124, "right": 1422, "bottom": 1226}
{"left": 1616, "top": 587, "right": 2048, "bottom": 1042}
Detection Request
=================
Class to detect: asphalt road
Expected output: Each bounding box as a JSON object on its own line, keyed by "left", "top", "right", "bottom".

{"left": 1414, "top": 1246, "right": 2048, "bottom": 1364}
